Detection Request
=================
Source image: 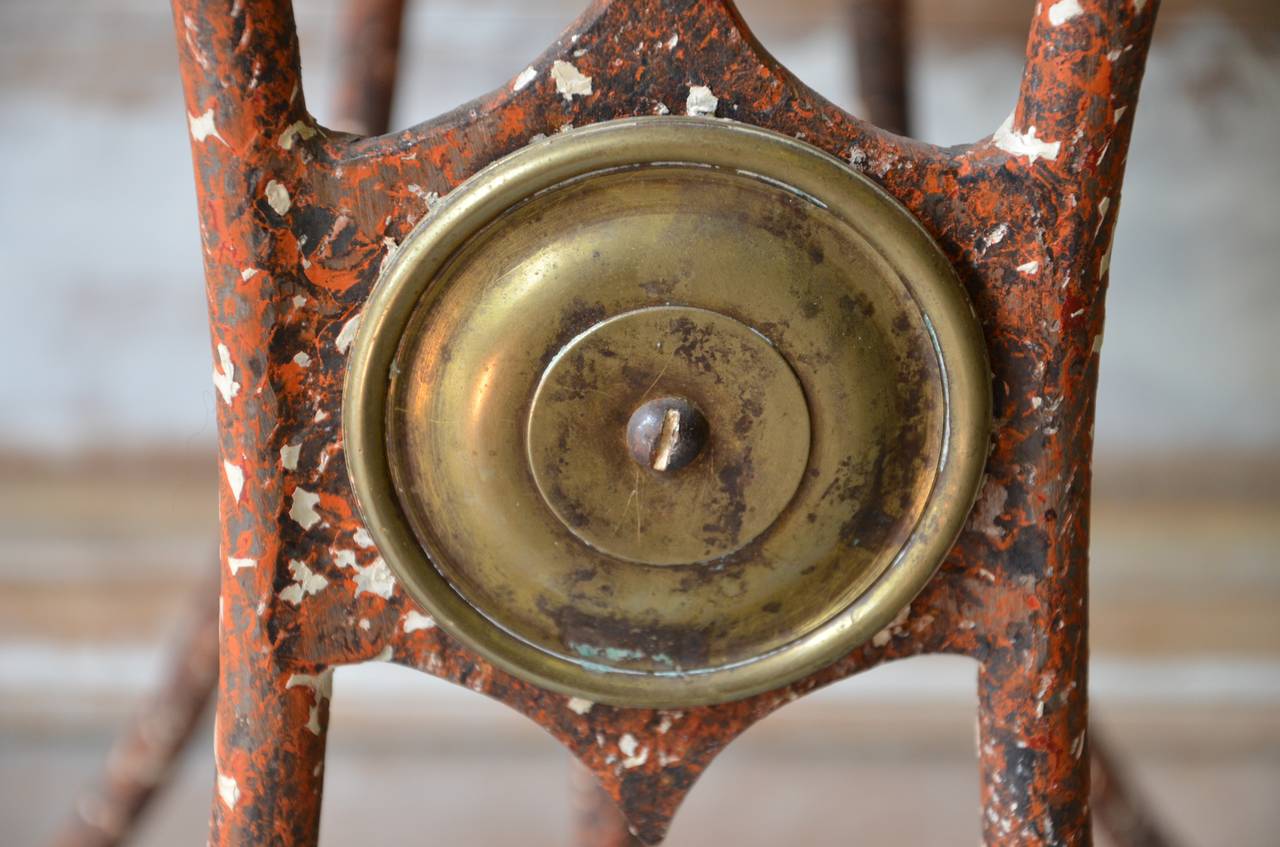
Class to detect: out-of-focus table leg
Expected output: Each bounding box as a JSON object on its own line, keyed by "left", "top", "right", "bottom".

{"left": 572, "top": 762, "right": 644, "bottom": 847}
{"left": 48, "top": 563, "right": 220, "bottom": 847}
{"left": 849, "top": 0, "right": 910, "bottom": 136}
{"left": 331, "top": 0, "right": 409, "bottom": 135}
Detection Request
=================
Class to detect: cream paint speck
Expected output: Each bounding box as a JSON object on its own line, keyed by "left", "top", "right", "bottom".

{"left": 403, "top": 610, "right": 436, "bottom": 633}
{"left": 335, "top": 314, "right": 362, "bottom": 354}
{"left": 188, "top": 108, "right": 225, "bottom": 145}
{"left": 353, "top": 527, "right": 375, "bottom": 548}
{"left": 685, "top": 85, "right": 718, "bottom": 117}
{"left": 982, "top": 223, "right": 1011, "bottom": 249}
{"left": 1017, "top": 260, "right": 1041, "bottom": 275}
{"left": 292, "top": 351, "right": 311, "bottom": 367}
{"left": 228, "top": 556, "right": 256, "bottom": 575}
{"left": 212, "top": 343, "right": 239, "bottom": 404}
{"left": 513, "top": 66, "right": 537, "bottom": 92}
{"left": 288, "top": 488, "right": 322, "bottom": 529}
{"left": 223, "top": 461, "right": 244, "bottom": 502}
{"left": 280, "top": 442, "right": 301, "bottom": 471}
{"left": 567, "top": 697, "right": 594, "bottom": 715}
{"left": 354, "top": 558, "right": 395, "bottom": 599}
{"left": 240, "top": 267, "right": 259, "bottom": 281}
{"left": 216, "top": 773, "right": 240, "bottom": 809}
{"left": 277, "top": 120, "right": 317, "bottom": 150}
{"left": 551, "top": 60, "right": 592, "bottom": 101}
{"left": 279, "top": 559, "right": 328, "bottom": 605}
{"left": 619, "top": 733, "right": 648, "bottom": 768}
{"left": 264, "top": 180, "right": 291, "bottom": 216}
{"left": 993, "top": 113, "right": 1061, "bottom": 165}
{"left": 287, "top": 669, "right": 334, "bottom": 735}
{"left": 1046, "top": 0, "right": 1083, "bottom": 26}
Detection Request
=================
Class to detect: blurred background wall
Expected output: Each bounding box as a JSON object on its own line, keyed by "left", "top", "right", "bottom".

{"left": 1, "top": 0, "right": 1277, "bottom": 844}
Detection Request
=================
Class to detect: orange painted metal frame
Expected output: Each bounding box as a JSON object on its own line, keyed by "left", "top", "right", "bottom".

{"left": 170, "top": 1, "right": 1160, "bottom": 843}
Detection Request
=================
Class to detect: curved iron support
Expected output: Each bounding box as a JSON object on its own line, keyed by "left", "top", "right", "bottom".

{"left": 170, "top": 0, "right": 1162, "bottom": 843}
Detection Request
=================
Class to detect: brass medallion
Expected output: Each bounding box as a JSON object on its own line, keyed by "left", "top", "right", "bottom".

{"left": 344, "top": 117, "right": 990, "bottom": 706}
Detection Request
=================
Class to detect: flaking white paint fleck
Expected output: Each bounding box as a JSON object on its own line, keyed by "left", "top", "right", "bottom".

{"left": 279, "top": 559, "right": 328, "bottom": 605}
{"left": 983, "top": 223, "right": 1011, "bottom": 249}
{"left": 871, "top": 603, "right": 912, "bottom": 648}
{"left": 619, "top": 733, "right": 648, "bottom": 768}
{"left": 264, "top": 180, "right": 291, "bottom": 216}
{"left": 223, "top": 461, "right": 244, "bottom": 502}
{"left": 278, "top": 120, "right": 317, "bottom": 150}
{"left": 1047, "top": 0, "right": 1083, "bottom": 26}
{"left": 335, "top": 314, "right": 362, "bottom": 354}
{"left": 280, "top": 442, "right": 301, "bottom": 471}
{"left": 685, "top": 85, "right": 718, "bottom": 117}
{"left": 216, "top": 773, "right": 240, "bottom": 808}
{"left": 567, "top": 697, "right": 594, "bottom": 715}
{"left": 353, "top": 527, "right": 375, "bottom": 548}
{"left": 188, "top": 108, "right": 226, "bottom": 145}
{"left": 513, "top": 66, "right": 537, "bottom": 92}
{"left": 666, "top": 34, "right": 679, "bottom": 50}
{"left": 1017, "top": 260, "right": 1041, "bottom": 275}
{"left": 551, "top": 60, "right": 592, "bottom": 101}
{"left": 288, "top": 488, "right": 322, "bottom": 529}
{"left": 287, "top": 669, "right": 334, "bottom": 735}
{"left": 993, "top": 113, "right": 1061, "bottom": 165}
{"left": 972, "top": 480, "right": 1009, "bottom": 541}
{"left": 240, "top": 267, "right": 259, "bottom": 281}
{"left": 403, "top": 610, "right": 436, "bottom": 633}
{"left": 354, "top": 557, "right": 395, "bottom": 599}
{"left": 212, "top": 343, "right": 239, "bottom": 405}
{"left": 292, "top": 351, "right": 311, "bottom": 368}
{"left": 228, "top": 556, "right": 256, "bottom": 575}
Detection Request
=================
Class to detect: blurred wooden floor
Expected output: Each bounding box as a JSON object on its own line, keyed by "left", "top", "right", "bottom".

{"left": 1, "top": 451, "right": 1277, "bottom": 845}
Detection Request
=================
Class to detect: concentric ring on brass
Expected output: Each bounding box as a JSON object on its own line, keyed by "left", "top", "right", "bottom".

{"left": 343, "top": 117, "right": 991, "bottom": 707}
{"left": 527, "top": 305, "right": 811, "bottom": 566}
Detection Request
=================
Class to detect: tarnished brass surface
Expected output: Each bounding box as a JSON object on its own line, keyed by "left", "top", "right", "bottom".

{"left": 344, "top": 117, "right": 990, "bottom": 706}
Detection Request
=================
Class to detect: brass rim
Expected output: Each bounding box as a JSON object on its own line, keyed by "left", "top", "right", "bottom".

{"left": 344, "top": 117, "right": 990, "bottom": 707}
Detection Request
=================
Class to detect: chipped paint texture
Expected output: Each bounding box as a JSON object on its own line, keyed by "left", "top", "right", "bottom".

{"left": 685, "top": 85, "right": 717, "bottom": 117}
{"left": 1048, "top": 0, "right": 1084, "bottom": 26}
{"left": 513, "top": 65, "right": 538, "bottom": 92}
{"left": 211, "top": 343, "right": 238, "bottom": 405}
{"left": 551, "top": 60, "right": 593, "bottom": 101}
{"left": 189, "top": 107, "right": 225, "bottom": 145}
{"left": 992, "top": 113, "right": 1061, "bottom": 164}
{"left": 216, "top": 773, "right": 240, "bottom": 809}
{"left": 228, "top": 556, "right": 256, "bottom": 575}
{"left": 222, "top": 461, "right": 245, "bottom": 502}
{"left": 171, "top": 0, "right": 1159, "bottom": 844}
{"left": 264, "top": 179, "right": 291, "bottom": 215}
{"left": 288, "top": 488, "right": 321, "bottom": 529}
{"left": 402, "top": 610, "right": 435, "bottom": 633}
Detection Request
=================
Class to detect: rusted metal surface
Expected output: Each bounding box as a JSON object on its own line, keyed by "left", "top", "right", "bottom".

{"left": 850, "top": 0, "right": 911, "bottom": 136}
{"left": 330, "top": 0, "right": 408, "bottom": 135}
{"left": 170, "top": 0, "right": 1160, "bottom": 843}
{"left": 48, "top": 563, "right": 220, "bottom": 847}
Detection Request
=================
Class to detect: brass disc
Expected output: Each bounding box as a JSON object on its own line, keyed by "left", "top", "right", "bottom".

{"left": 526, "top": 305, "right": 811, "bottom": 566}
{"left": 344, "top": 117, "right": 990, "bottom": 707}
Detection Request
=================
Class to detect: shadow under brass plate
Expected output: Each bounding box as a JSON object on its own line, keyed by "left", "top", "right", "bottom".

{"left": 344, "top": 117, "right": 990, "bottom": 707}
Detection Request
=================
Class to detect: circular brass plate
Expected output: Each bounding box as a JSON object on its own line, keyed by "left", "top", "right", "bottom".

{"left": 527, "top": 305, "right": 811, "bottom": 565}
{"left": 344, "top": 117, "right": 990, "bottom": 707}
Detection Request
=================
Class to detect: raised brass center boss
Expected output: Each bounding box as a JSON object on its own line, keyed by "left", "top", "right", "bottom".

{"left": 344, "top": 117, "right": 990, "bottom": 707}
